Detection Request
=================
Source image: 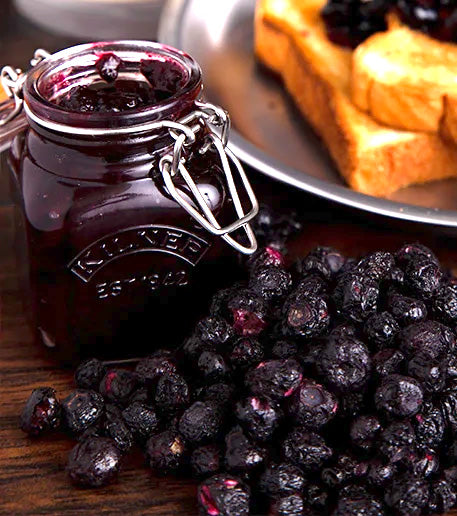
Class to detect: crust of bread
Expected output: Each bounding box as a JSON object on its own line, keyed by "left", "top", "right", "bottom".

{"left": 352, "top": 22, "right": 457, "bottom": 133}
{"left": 254, "top": 0, "right": 457, "bottom": 197}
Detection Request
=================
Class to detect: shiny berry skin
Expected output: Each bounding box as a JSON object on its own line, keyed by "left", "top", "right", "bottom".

{"left": 439, "top": 385, "right": 457, "bottom": 432}
{"left": 414, "top": 403, "right": 445, "bottom": 450}
{"left": 61, "top": 389, "right": 104, "bottom": 434}
{"left": 121, "top": 402, "right": 159, "bottom": 443}
{"left": 321, "top": 453, "right": 367, "bottom": 488}
{"left": 399, "top": 320, "right": 455, "bottom": 359}
{"left": 67, "top": 437, "right": 122, "bottom": 487}
{"left": 224, "top": 426, "right": 267, "bottom": 473}
{"left": 20, "top": 387, "right": 61, "bottom": 436}
{"left": 401, "top": 450, "right": 439, "bottom": 478}
{"left": 283, "top": 296, "right": 330, "bottom": 339}
{"left": 297, "top": 246, "right": 346, "bottom": 280}
{"left": 140, "top": 58, "right": 185, "bottom": 94}
{"left": 334, "top": 272, "right": 379, "bottom": 323}
{"left": 179, "top": 401, "right": 223, "bottom": 445}
{"left": 388, "top": 292, "right": 427, "bottom": 326}
{"left": 258, "top": 462, "right": 306, "bottom": 498}
{"left": 269, "top": 493, "right": 305, "bottom": 516}
{"left": 288, "top": 379, "right": 338, "bottom": 429}
{"left": 281, "top": 428, "right": 332, "bottom": 472}
{"left": 191, "top": 444, "right": 222, "bottom": 478}
{"left": 333, "top": 495, "right": 384, "bottom": 516}
{"left": 99, "top": 369, "right": 137, "bottom": 405}
{"left": 404, "top": 255, "right": 442, "bottom": 299}
{"left": 396, "top": 243, "right": 438, "bottom": 269}
{"left": 305, "top": 483, "right": 329, "bottom": 512}
{"left": 384, "top": 473, "right": 429, "bottom": 515}
{"left": 235, "top": 396, "right": 282, "bottom": 442}
{"left": 103, "top": 404, "right": 134, "bottom": 453}
{"left": 146, "top": 430, "right": 187, "bottom": 474}
{"left": 434, "top": 280, "right": 457, "bottom": 324}
{"left": 200, "top": 383, "right": 235, "bottom": 411}
{"left": 372, "top": 348, "right": 405, "bottom": 378}
{"left": 95, "top": 52, "right": 122, "bottom": 83}
{"left": 428, "top": 479, "right": 457, "bottom": 514}
{"left": 198, "top": 474, "right": 250, "bottom": 516}
{"left": 228, "top": 288, "right": 268, "bottom": 337}
{"left": 366, "top": 460, "right": 396, "bottom": 487}
{"left": 196, "top": 316, "right": 234, "bottom": 349}
{"left": 247, "top": 246, "right": 285, "bottom": 271}
{"left": 229, "top": 337, "right": 264, "bottom": 371}
{"left": 379, "top": 420, "right": 415, "bottom": 463}
{"left": 364, "top": 312, "right": 399, "bottom": 349}
{"left": 231, "top": 309, "right": 267, "bottom": 337}
{"left": 407, "top": 352, "right": 446, "bottom": 392}
{"left": 318, "top": 336, "right": 371, "bottom": 392}
{"left": 198, "top": 351, "right": 230, "bottom": 384}
{"left": 154, "top": 372, "right": 190, "bottom": 415}
{"left": 356, "top": 251, "right": 394, "bottom": 281}
{"left": 74, "top": 358, "right": 107, "bottom": 391}
{"left": 349, "top": 415, "right": 382, "bottom": 451}
{"left": 134, "top": 351, "right": 177, "bottom": 385}
{"left": 249, "top": 266, "right": 292, "bottom": 301}
{"left": 245, "top": 359, "right": 302, "bottom": 400}
{"left": 375, "top": 374, "right": 423, "bottom": 417}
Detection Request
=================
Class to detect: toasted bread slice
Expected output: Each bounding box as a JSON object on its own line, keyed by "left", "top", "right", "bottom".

{"left": 352, "top": 22, "right": 457, "bottom": 133}
{"left": 255, "top": 0, "right": 457, "bottom": 197}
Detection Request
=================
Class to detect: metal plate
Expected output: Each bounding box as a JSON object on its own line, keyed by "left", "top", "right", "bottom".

{"left": 159, "top": 0, "right": 457, "bottom": 228}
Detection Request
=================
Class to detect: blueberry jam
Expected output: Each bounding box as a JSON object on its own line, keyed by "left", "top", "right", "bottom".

{"left": 8, "top": 42, "right": 243, "bottom": 360}
{"left": 56, "top": 53, "right": 186, "bottom": 113}
{"left": 21, "top": 232, "right": 457, "bottom": 514}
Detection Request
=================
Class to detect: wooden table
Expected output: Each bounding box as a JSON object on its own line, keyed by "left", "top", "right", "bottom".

{"left": 2, "top": 3, "right": 457, "bottom": 514}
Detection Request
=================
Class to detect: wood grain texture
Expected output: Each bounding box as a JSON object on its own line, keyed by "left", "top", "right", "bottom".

{"left": 2, "top": 180, "right": 457, "bottom": 515}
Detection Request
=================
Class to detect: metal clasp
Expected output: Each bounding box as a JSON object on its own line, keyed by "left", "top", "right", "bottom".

{"left": 159, "top": 102, "right": 258, "bottom": 255}
{"left": 0, "top": 49, "right": 50, "bottom": 127}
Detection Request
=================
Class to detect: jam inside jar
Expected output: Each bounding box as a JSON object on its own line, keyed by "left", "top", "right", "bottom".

{"left": 5, "top": 42, "right": 258, "bottom": 362}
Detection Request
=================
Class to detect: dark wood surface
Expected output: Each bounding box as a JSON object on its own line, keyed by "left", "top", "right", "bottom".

{"left": 3, "top": 3, "right": 457, "bottom": 515}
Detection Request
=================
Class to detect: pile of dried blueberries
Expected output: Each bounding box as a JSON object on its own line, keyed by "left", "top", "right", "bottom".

{"left": 21, "top": 240, "right": 457, "bottom": 515}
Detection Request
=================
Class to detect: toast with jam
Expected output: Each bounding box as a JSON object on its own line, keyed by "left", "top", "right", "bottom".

{"left": 254, "top": 0, "right": 457, "bottom": 197}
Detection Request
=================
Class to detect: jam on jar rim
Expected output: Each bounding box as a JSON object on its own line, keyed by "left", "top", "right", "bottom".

{"left": 22, "top": 41, "right": 203, "bottom": 131}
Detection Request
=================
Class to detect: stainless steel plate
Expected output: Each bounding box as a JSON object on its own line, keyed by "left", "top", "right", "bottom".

{"left": 159, "top": 0, "right": 457, "bottom": 228}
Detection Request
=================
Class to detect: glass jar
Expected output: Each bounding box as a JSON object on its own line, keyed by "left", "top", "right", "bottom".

{"left": 0, "top": 42, "right": 258, "bottom": 362}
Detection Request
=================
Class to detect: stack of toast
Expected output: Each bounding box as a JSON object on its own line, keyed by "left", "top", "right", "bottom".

{"left": 255, "top": 0, "right": 457, "bottom": 197}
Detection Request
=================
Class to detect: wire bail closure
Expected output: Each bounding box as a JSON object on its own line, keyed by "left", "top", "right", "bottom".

{"left": 0, "top": 48, "right": 259, "bottom": 255}
{"left": 159, "top": 103, "right": 259, "bottom": 254}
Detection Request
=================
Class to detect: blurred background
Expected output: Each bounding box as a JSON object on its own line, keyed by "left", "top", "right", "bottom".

{"left": 0, "top": 0, "right": 174, "bottom": 67}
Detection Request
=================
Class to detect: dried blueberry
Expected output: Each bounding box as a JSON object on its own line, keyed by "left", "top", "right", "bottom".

{"left": 305, "top": 483, "right": 329, "bottom": 512}
{"left": 249, "top": 266, "right": 292, "bottom": 301}
{"left": 154, "top": 372, "right": 190, "bottom": 414}
{"left": 235, "top": 396, "right": 282, "bottom": 442}
{"left": 67, "top": 437, "right": 122, "bottom": 487}
{"left": 413, "top": 403, "right": 445, "bottom": 450}
{"left": 384, "top": 473, "right": 429, "bottom": 515}
{"left": 121, "top": 401, "right": 159, "bottom": 443}
{"left": 74, "top": 358, "right": 107, "bottom": 391}
{"left": 434, "top": 280, "right": 457, "bottom": 325}
{"left": 269, "top": 493, "right": 305, "bottom": 516}
{"left": 297, "top": 246, "right": 345, "bottom": 280}
{"left": 270, "top": 339, "right": 298, "bottom": 359}
{"left": 379, "top": 420, "right": 415, "bottom": 462}
{"left": 372, "top": 348, "right": 405, "bottom": 378}
{"left": 62, "top": 389, "right": 104, "bottom": 434}
{"left": 247, "top": 246, "right": 285, "bottom": 272}
{"left": 404, "top": 254, "right": 442, "bottom": 299}
{"left": 388, "top": 292, "right": 427, "bottom": 326}
{"left": 245, "top": 359, "right": 302, "bottom": 400}
{"left": 198, "top": 351, "right": 230, "bottom": 384}
{"left": 366, "top": 460, "right": 396, "bottom": 487}
{"left": 318, "top": 336, "right": 371, "bottom": 392}
{"left": 349, "top": 415, "right": 382, "bottom": 451}
{"left": 396, "top": 243, "right": 438, "bottom": 269}
{"left": 229, "top": 337, "right": 264, "bottom": 372}
{"left": 134, "top": 351, "right": 177, "bottom": 385}
{"left": 407, "top": 352, "right": 446, "bottom": 392}
{"left": 179, "top": 401, "right": 222, "bottom": 445}
{"left": 191, "top": 444, "right": 222, "bottom": 478}
{"left": 375, "top": 374, "right": 423, "bottom": 417}
{"left": 400, "top": 320, "right": 455, "bottom": 359}
{"left": 20, "top": 387, "right": 61, "bottom": 436}
{"left": 103, "top": 404, "right": 133, "bottom": 452}
{"left": 333, "top": 495, "right": 384, "bottom": 516}
{"left": 95, "top": 53, "right": 122, "bottom": 83}
{"left": 288, "top": 379, "right": 338, "bottom": 429}
{"left": 283, "top": 296, "right": 330, "bottom": 339}
{"left": 334, "top": 272, "right": 379, "bottom": 323}
{"left": 99, "top": 369, "right": 137, "bottom": 405}
{"left": 364, "top": 312, "right": 399, "bottom": 349}
{"left": 198, "top": 474, "right": 250, "bottom": 516}
{"left": 196, "top": 316, "right": 234, "bottom": 349}
{"left": 228, "top": 288, "right": 268, "bottom": 337}
{"left": 146, "top": 430, "right": 187, "bottom": 474}
{"left": 258, "top": 462, "right": 305, "bottom": 498}
{"left": 225, "top": 426, "right": 267, "bottom": 473}
{"left": 356, "top": 251, "right": 394, "bottom": 281}
{"left": 428, "top": 479, "right": 457, "bottom": 514}
{"left": 281, "top": 428, "right": 332, "bottom": 472}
